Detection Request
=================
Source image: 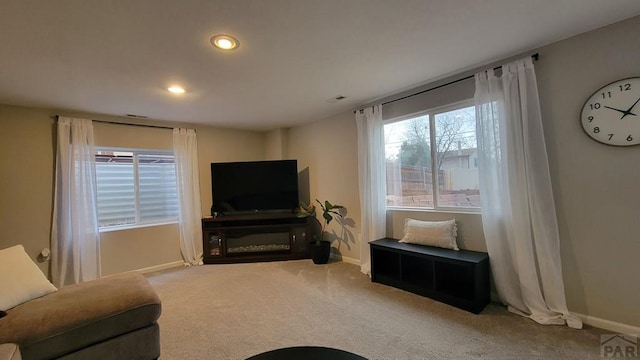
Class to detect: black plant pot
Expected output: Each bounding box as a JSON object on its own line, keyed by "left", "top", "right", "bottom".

{"left": 310, "top": 240, "right": 331, "bottom": 264}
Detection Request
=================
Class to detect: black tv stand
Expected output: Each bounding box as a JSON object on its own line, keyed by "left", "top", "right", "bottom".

{"left": 202, "top": 213, "right": 311, "bottom": 264}
{"left": 214, "top": 210, "right": 297, "bottom": 217}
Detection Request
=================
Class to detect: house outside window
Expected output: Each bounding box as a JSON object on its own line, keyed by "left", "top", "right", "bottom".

{"left": 95, "top": 148, "right": 178, "bottom": 229}
{"left": 384, "top": 101, "right": 480, "bottom": 210}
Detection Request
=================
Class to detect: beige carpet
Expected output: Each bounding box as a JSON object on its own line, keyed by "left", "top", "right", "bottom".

{"left": 146, "top": 260, "right": 606, "bottom": 360}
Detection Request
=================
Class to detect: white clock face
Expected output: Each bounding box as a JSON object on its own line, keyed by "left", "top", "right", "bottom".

{"left": 580, "top": 77, "right": 640, "bottom": 146}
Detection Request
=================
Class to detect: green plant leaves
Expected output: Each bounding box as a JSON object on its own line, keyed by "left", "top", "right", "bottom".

{"left": 316, "top": 199, "right": 345, "bottom": 225}
{"left": 323, "top": 211, "right": 333, "bottom": 224}
{"left": 313, "top": 199, "right": 345, "bottom": 241}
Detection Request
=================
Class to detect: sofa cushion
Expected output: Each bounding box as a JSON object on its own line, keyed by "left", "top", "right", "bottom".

{"left": 0, "top": 273, "right": 161, "bottom": 360}
{"left": 0, "top": 245, "right": 57, "bottom": 311}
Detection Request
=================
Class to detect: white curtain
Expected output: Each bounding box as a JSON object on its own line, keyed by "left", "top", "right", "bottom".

{"left": 356, "top": 105, "right": 386, "bottom": 275}
{"left": 51, "top": 117, "right": 101, "bottom": 287}
{"left": 474, "top": 57, "right": 581, "bottom": 329}
{"left": 173, "top": 128, "right": 203, "bottom": 266}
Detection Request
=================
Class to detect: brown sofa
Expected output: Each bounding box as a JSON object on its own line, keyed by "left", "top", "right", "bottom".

{"left": 0, "top": 273, "right": 161, "bottom": 360}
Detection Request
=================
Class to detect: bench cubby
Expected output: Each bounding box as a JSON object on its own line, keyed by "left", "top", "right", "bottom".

{"left": 370, "top": 238, "right": 490, "bottom": 314}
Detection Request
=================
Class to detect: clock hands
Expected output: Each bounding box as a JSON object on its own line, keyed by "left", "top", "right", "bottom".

{"left": 603, "top": 98, "right": 640, "bottom": 119}
{"left": 603, "top": 105, "right": 630, "bottom": 116}
{"left": 621, "top": 97, "right": 640, "bottom": 119}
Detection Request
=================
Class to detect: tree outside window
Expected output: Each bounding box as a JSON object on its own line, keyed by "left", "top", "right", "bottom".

{"left": 384, "top": 103, "right": 480, "bottom": 209}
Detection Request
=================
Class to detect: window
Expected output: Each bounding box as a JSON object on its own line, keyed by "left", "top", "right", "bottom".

{"left": 95, "top": 148, "right": 178, "bottom": 229}
{"left": 384, "top": 101, "right": 480, "bottom": 210}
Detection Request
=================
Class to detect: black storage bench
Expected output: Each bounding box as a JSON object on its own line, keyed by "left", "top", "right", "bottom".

{"left": 370, "top": 238, "right": 490, "bottom": 314}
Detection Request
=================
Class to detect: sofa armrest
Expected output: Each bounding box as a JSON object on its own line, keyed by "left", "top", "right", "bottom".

{"left": 0, "top": 344, "right": 21, "bottom": 360}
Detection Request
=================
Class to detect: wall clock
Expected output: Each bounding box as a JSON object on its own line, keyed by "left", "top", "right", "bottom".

{"left": 580, "top": 77, "right": 640, "bottom": 146}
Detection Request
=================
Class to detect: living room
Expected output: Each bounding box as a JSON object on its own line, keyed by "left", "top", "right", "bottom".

{"left": 1, "top": 2, "right": 639, "bottom": 359}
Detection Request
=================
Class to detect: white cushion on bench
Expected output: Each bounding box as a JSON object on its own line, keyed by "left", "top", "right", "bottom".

{"left": 399, "top": 218, "right": 459, "bottom": 250}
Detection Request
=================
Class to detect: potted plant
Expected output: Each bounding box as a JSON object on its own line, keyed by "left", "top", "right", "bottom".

{"left": 297, "top": 199, "right": 345, "bottom": 264}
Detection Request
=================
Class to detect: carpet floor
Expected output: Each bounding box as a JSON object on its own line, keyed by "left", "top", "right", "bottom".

{"left": 146, "top": 259, "right": 607, "bottom": 360}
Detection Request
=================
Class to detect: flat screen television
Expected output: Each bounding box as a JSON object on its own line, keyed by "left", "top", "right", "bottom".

{"left": 211, "top": 160, "right": 299, "bottom": 215}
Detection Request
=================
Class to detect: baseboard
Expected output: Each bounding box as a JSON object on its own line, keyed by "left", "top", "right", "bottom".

{"left": 329, "top": 253, "right": 360, "bottom": 266}
{"left": 478, "top": 293, "right": 639, "bottom": 334}
{"left": 103, "top": 260, "right": 184, "bottom": 278}
{"left": 134, "top": 260, "right": 185, "bottom": 275}
{"left": 575, "top": 312, "right": 640, "bottom": 334}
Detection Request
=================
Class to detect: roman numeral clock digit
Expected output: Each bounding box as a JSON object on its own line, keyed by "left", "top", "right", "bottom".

{"left": 580, "top": 77, "right": 640, "bottom": 146}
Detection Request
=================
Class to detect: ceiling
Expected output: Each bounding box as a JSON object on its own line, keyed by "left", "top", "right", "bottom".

{"left": 1, "top": 1, "right": 640, "bottom": 131}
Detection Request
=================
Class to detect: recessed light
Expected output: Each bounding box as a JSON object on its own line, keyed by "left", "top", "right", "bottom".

{"left": 168, "top": 86, "right": 185, "bottom": 94}
{"left": 210, "top": 34, "right": 239, "bottom": 50}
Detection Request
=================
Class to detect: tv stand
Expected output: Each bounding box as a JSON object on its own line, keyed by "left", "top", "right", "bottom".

{"left": 202, "top": 213, "right": 311, "bottom": 264}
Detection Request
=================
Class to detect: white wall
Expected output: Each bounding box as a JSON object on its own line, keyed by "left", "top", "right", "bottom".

{"left": 0, "top": 106, "right": 55, "bottom": 276}
{"left": 264, "top": 128, "right": 289, "bottom": 160}
{"left": 288, "top": 111, "right": 361, "bottom": 262}
{"left": 534, "top": 16, "right": 640, "bottom": 328}
{"left": 99, "top": 224, "right": 181, "bottom": 276}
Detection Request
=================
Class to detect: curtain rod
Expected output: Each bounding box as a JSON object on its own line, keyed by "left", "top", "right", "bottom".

{"left": 355, "top": 53, "right": 539, "bottom": 113}
{"left": 91, "top": 119, "right": 174, "bottom": 130}
{"left": 56, "top": 116, "right": 196, "bottom": 131}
